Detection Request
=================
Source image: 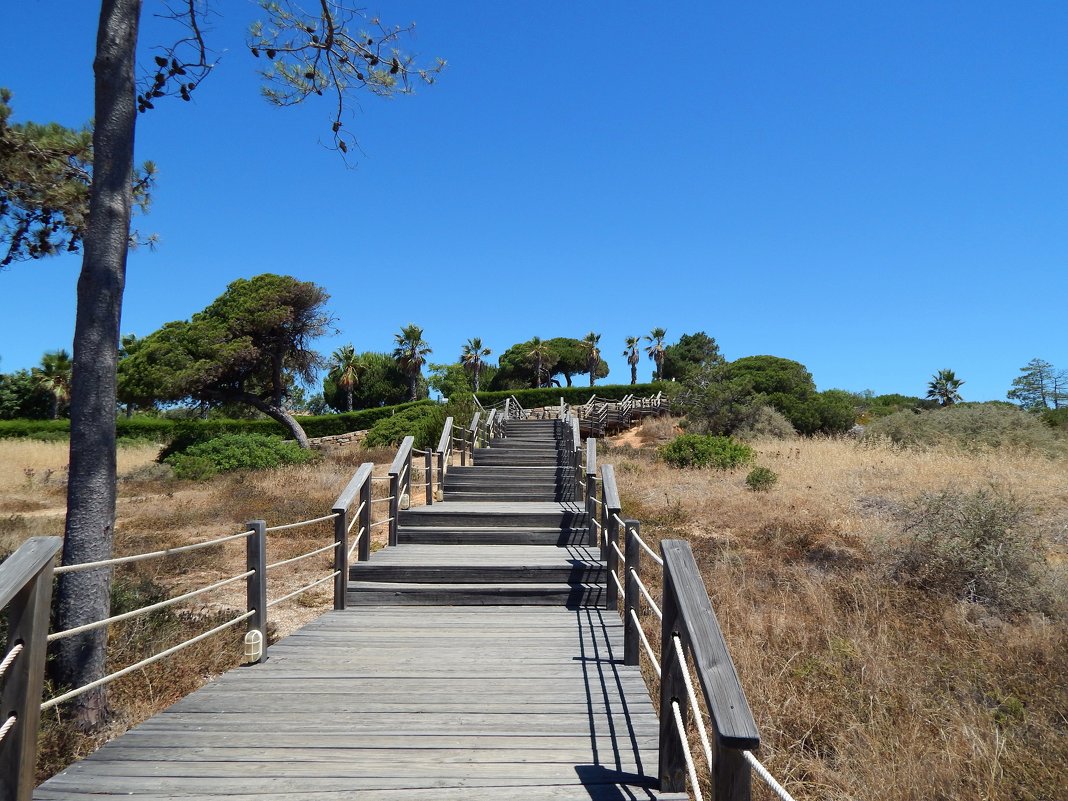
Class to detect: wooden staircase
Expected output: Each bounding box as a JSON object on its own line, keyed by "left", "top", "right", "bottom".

{"left": 348, "top": 419, "right": 605, "bottom": 606}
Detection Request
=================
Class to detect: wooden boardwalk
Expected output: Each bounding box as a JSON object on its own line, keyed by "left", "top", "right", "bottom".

{"left": 36, "top": 418, "right": 686, "bottom": 800}
{"left": 38, "top": 606, "right": 682, "bottom": 800}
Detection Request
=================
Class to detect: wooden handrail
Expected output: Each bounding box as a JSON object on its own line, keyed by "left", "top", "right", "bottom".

{"left": 659, "top": 539, "right": 759, "bottom": 796}
{"left": 435, "top": 417, "right": 454, "bottom": 456}
{"left": 331, "top": 463, "right": 374, "bottom": 605}
{"left": 0, "top": 536, "right": 61, "bottom": 801}
{"left": 387, "top": 436, "right": 415, "bottom": 547}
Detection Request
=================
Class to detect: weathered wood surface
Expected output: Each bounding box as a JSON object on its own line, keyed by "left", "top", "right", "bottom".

{"left": 37, "top": 607, "right": 685, "bottom": 800}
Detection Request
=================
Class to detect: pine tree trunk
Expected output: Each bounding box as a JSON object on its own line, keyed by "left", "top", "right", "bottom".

{"left": 54, "top": 0, "right": 143, "bottom": 730}
{"left": 240, "top": 393, "right": 311, "bottom": 448}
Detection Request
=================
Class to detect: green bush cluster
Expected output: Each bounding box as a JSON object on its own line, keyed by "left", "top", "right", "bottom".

{"left": 863, "top": 403, "right": 1068, "bottom": 456}
{"left": 165, "top": 433, "right": 315, "bottom": 480}
{"left": 892, "top": 488, "right": 1053, "bottom": 617}
{"left": 475, "top": 383, "right": 664, "bottom": 410}
{"left": 659, "top": 434, "right": 755, "bottom": 470}
{"left": 363, "top": 405, "right": 445, "bottom": 450}
{"left": 745, "top": 466, "right": 778, "bottom": 492}
{"left": 0, "top": 400, "right": 435, "bottom": 442}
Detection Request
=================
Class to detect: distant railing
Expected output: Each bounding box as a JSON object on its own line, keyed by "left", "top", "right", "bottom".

{"left": 576, "top": 437, "right": 796, "bottom": 801}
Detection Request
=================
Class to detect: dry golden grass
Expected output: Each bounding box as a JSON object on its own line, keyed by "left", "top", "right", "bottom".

{"left": 606, "top": 425, "right": 1068, "bottom": 801}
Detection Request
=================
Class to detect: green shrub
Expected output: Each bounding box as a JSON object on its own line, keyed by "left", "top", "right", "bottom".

{"left": 1043, "top": 407, "right": 1068, "bottom": 432}
{"left": 165, "top": 433, "right": 315, "bottom": 480}
{"left": 0, "top": 400, "right": 437, "bottom": 443}
{"left": 892, "top": 488, "right": 1052, "bottom": 616}
{"left": 363, "top": 405, "right": 444, "bottom": 450}
{"left": 732, "top": 405, "right": 797, "bottom": 441}
{"left": 659, "top": 434, "right": 754, "bottom": 470}
{"left": 745, "top": 466, "right": 778, "bottom": 492}
{"left": 863, "top": 404, "right": 1068, "bottom": 456}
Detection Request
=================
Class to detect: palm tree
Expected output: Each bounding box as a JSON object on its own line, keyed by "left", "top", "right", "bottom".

{"left": 328, "top": 344, "right": 362, "bottom": 412}
{"left": 393, "top": 324, "right": 432, "bottom": 401}
{"left": 580, "top": 332, "right": 602, "bottom": 387}
{"left": 460, "top": 337, "right": 492, "bottom": 393}
{"left": 644, "top": 328, "right": 667, "bottom": 381}
{"left": 623, "top": 336, "right": 641, "bottom": 385}
{"left": 527, "top": 337, "right": 550, "bottom": 388}
{"left": 33, "top": 349, "right": 73, "bottom": 419}
{"left": 927, "top": 369, "right": 964, "bottom": 407}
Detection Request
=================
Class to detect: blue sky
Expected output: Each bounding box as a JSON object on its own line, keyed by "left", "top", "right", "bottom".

{"left": 2, "top": 1, "right": 1066, "bottom": 402}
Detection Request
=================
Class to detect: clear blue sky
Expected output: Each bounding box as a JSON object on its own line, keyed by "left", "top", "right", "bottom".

{"left": 2, "top": 1, "right": 1066, "bottom": 402}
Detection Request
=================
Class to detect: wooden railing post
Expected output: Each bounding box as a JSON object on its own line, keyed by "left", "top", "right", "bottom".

{"left": 658, "top": 546, "right": 687, "bottom": 794}
{"left": 602, "top": 465, "right": 621, "bottom": 611}
{"left": 332, "top": 503, "right": 347, "bottom": 611}
{"left": 246, "top": 520, "right": 268, "bottom": 664}
{"left": 585, "top": 438, "right": 598, "bottom": 548}
{"left": 623, "top": 521, "right": 641, "bottom": 666}
{"left": 424, "top": 448, "right": 434, "bottom": 505}
{"left": 388, "top": 470, "right": 400, "bottom": 548}
{"left": 0, "top": 536, "right": 62, "bottom": 801}
{"left": 357, "top": 468, "right": 372, "bottom": 562}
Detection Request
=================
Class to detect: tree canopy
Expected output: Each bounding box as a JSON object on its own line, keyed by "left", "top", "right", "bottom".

{"left": 0, "top": 88, "right": 154, "bottom": 268}
{"left": 1008, "top": 358, "right": 1065, "bottom": 410}
{"left": 491, "top": 337, "right": 609, "bottom": 390}
{"left": 118, "top": 274, "right": 332, "bottom": 447}
{"left": 661, "top": 332, "right": 724, "bottom": 382}
{"left": 926, "top": 369, "right": 965, "bottom": 407}
{"left": 323, "top": 351, "right": 423, "bottom": 410}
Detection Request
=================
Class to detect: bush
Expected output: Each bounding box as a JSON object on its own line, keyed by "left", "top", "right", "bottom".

{"left": 659, "top": 434, "right": 754, "bottom": 470}
{"left": 164, "top": 433, "right": 315, "bottom": 480}
{"left": 892, "top": 488, "right": 1052, "bottom": 616}
{"left": 745, "top": 466, "right": 778, "bottom": 492}
{"left": 0, "top": 400, "right": 437, "bottom": 443}
{"left": 363, "top": 405, "right": 444, "bottom": 450}
{"left": 863, "top": 404, "right": 1068, "bottom": 456}
{"left": 732, "top": 405, "right": 797, "bottom": 441}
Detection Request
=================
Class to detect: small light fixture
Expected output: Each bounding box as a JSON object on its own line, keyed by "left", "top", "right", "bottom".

{"left": 400, "top": 492, "right": 411, "bottom": 510}
{"left": 244, "top": 629, "right": 263, "bottom": 663}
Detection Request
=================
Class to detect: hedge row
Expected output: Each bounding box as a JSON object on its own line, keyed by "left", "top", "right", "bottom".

{"left": 0, "top": 400, "right": 435, "bottom": 442}
{"left": 475, "top": 383, "right": 666, "bottom": 409}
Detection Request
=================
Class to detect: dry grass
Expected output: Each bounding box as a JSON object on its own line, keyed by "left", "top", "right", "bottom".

{"left": 607, "top": 432, "right": 1068, "bottom": 801}
{"left": 0, "top": 437, "right": 410, "bottom": 781}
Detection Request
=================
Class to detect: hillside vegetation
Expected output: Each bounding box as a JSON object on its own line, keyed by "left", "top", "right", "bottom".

{"left": 610, "top": 418, "right": 1067, "bottom": 800}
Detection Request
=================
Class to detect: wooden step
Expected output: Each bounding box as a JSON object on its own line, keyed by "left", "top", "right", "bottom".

{"left": 400, "top": 503, "right": 587, "bottom": 529}
{"left": 346, "top": 581, "right": 605, "bottom": 607}
{"left": 398, "top": 527, "right": 592, "bottom": 546}
{"left": 349, "top": 545, "right": 604, "bottom": 584}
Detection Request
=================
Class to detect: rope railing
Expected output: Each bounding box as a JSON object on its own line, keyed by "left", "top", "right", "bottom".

{"left": 266, "top": 571, "right": 340, "bottom": 609}
{"left": 630, "top": 608, "right": 661, "bottom": 677}
{"left": 369, "top": 517, "right": 393, "bottom": 529}
{"left": 53, "top": 529, "right": 253, "bottom": 574}
{"left": 41, "top": 609, "right": 256, "bottom": 712}
{"left": 263, "top": 513, "right": 339, "bottom": 533}
{"left": 672, "top": 700, "right": 705, "bottom": 801}
{"left": 266, "top": 541, "right": 338, "bottom": 571}
{"left": 630, "top": 568, "right": 663, "bottom": 619}
{"left": 742, "top": 751, "right": 798, "bottom": 801}
{"left": 633, "top": 529, "right": 664, "bottom": 566}
{"left": 346, "top": 502, "right": 365, "bottom": 533}
{"left": 0, "top": 643, "right": 24, "bottom": 680}
{"left": 47, "top": 570, "right": 255, "bottom": 642}
{"left": 674, "top": 635, "right": 715, "bottom": 773}
{"left": 370, "top": 496, "right": 395, "bottom": 505}
{"left": 347, "top": 527, "right": 366, "bottom": 560}
{"left": 0, "top": 715, "right": 17, "bottom": 748}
